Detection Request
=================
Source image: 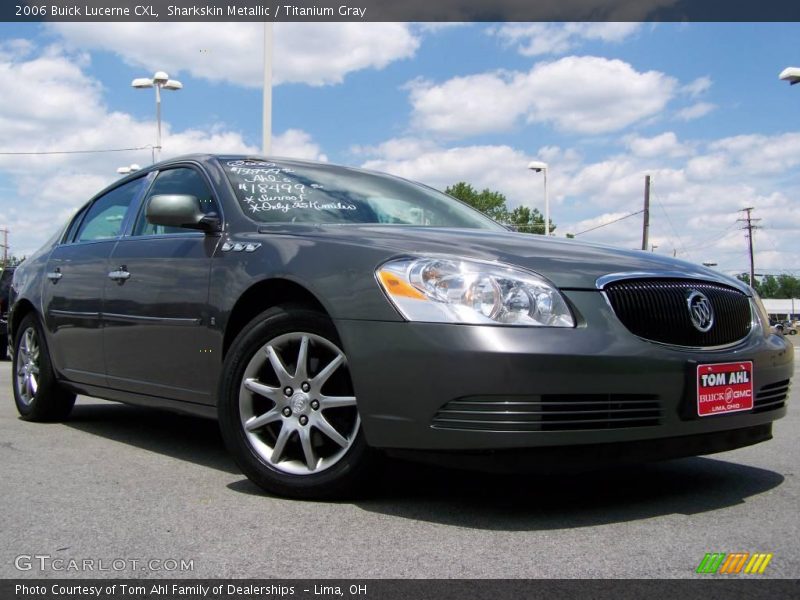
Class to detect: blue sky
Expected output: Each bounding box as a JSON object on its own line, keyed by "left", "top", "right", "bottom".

{"left": 0, "top": 21, "right": 798, "bottom": 277}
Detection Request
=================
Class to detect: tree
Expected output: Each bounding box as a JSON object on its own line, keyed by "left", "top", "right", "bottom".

{"left": 737, "top": 273, "right": 800, "bottom": 298}
{"left": 444, "top": 182, "right": 508, "bottom": 221}
{"left": 506, "top": 206, "right": 553, "bottom": 235}
{"left": 776, "top": 274, "right": 800, "bottom": 299}
{"left": 3, "top": 254, "right": 25, "bottom": 268}
{"left": 444, "top": 182, "right": 556, "bottom": 235}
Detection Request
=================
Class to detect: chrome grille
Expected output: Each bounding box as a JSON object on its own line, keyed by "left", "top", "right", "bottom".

{"left": 603, "top": 279, "right": 752, "bottom": 347}
{"left": 754, "top": 379, "right": 790, "bottom": 413}
{"left": 431, "top": 394, "right": 661, "bottom": 432}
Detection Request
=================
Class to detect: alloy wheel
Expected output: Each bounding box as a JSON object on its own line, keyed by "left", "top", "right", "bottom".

{"left": 238, "top": 332, "right": 360, "bottom": 475}
{"left": 16, "top": 326, "right": 40, "bottom": 406}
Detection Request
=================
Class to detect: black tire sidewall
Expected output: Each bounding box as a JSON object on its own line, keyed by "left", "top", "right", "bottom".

{"left": 218, "top": 305, "right": 372, "bottom": 499}
{"left": 12, "top": 312, "right": 75, "bottom": 420}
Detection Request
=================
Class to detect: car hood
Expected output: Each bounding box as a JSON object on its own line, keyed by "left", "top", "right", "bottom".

{"left": 266, "top": 224, "right": 748, "bottom": 293}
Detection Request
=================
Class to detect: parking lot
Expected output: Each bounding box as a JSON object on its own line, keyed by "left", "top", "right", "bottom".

{"left": 1, "top": 338, "right": 798, "bottom": 579}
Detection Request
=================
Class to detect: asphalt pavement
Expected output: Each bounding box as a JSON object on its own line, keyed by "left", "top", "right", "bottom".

{"left": 1, "top": 339, "right": 798, "bottom": 579}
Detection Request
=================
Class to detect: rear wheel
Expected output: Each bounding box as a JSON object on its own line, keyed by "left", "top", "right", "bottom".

{"left": 218, "top": 305, "right": 374, "bottom": 499}
{"left": 12, "top": 313, "right": 75, "bottom": 421}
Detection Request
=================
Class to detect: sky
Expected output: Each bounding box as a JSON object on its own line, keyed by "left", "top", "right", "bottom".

{"left": 0, "top": 21, "right": 798, "bottom": 278}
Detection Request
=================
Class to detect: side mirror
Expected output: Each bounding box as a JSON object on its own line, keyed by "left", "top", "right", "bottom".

{"left": 146, "top": 195, "right": 220, "bottom": 233}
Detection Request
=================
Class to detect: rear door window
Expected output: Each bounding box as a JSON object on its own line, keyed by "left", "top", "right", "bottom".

{"left": 75, "top": 178, "right": 145, "bottom": 242}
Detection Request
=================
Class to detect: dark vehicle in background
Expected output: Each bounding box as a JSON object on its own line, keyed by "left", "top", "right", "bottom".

{"left": 0, "top": 266, "right": 15, "bottom": 359}
{"left": 8, "top": 155, "right": 794, "bottom": 498}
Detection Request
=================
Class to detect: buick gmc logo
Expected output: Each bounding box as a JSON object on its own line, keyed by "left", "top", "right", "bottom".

{"left": 687, "top": 290, "right": 714, "bottom": 332}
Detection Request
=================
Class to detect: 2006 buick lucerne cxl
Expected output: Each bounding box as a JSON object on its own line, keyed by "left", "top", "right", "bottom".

{"left": 9, "top": 155, "right": 793, "bottom": 498}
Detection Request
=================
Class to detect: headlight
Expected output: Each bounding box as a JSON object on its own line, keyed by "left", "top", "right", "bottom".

{"left": 377, "top": 256, "right": 575, "bottom": 327}
{"left": 751, "top": 290, "right": 771, "bottom": 330}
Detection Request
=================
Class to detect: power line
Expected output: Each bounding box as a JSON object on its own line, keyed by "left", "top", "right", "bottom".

{"left": 572, "top": 210, "right": 644, "bottom": 237}
{"left": 650, "top": 181, "right": 693, "bottom": 260}
{"left": 685, "top": 223, "right": 740, "bottom": 252}
{"left": 0, "top": 145, "right": 152, "bottom": 156}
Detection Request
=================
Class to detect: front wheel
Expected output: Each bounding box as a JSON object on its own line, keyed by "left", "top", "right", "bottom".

{"left": 12, "top": 313, "right": 75, "bottom": 421}
{"left": 218, "top": 305, "right": 374, "bottom": 499}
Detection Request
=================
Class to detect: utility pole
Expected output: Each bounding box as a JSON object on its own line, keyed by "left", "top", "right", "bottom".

{"left": 737, "top": 207, "right": 761, "bottom": 287}
{"left": 0, "top": 228, "right": 8, "bottom": 269}
{"left": 263, "top": 22, "right": 273, "bottom": 155}
{"left": 641, "top": 174, "right": 650, "bottom": 251}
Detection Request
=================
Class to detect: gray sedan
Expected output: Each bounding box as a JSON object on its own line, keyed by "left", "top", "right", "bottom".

{"left": 8, "top": 155, "right": 794, "bottom": 498}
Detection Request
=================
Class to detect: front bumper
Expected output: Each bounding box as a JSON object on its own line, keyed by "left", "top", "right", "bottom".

{"left": 336, "top": 290, "right": 793, "bottom": 452}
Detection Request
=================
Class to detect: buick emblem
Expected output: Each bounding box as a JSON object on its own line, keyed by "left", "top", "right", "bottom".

{"left": 686, "top": 290, "right": 714, "bottom": 333}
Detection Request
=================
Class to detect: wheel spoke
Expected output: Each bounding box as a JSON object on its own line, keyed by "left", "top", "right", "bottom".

{"left": 295, "top": 335, "right": 309, "bottom": 380}
{"left": 25, "top": 374, "right": 34, "bottom": 398}
{"left": 243, "top": 378, "right": 281, "bottom": 401}
{"left": 299, "top": 428, "right": 317, "bottom": 470}
{"left": 311, "top": 353, "right": 344, "bottom": 389}
{"left": 244, "top": 408, "right": 282, "bottom": 431}
{"left": 319, "top": 395, "right": 356, "bottom": 409}
{"left": 314, "top": 414, "right": 348, "bottom": 448}
{"left": 271, "top": 425, "right": 292, "bottom": 463}
{"left": 266, "top": 345, "right": 292, "bottom": 386}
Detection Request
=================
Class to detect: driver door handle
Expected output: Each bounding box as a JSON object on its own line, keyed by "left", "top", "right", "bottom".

{"left": 108, "top": 267, "right": 131, "bottom": 283}
{"left": 46, "top": 268, "right": 62, "bottom": 282}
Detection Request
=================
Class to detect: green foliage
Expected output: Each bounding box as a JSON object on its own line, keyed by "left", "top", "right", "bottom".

{"left": 444, "top": 181, "right": 556, "bottom": 235}
{"left": 737, "top": 273, "right": 800, "bottom": 298}
{"left": 444, "top": 182, "right": 508, "bottom": 221}
{"left": 3, "top": 254, "right": 25, "bottom": 268}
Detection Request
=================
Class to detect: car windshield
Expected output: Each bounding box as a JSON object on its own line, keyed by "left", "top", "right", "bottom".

{"left": 220, "top": 158, "right": 505, "bottom": 230}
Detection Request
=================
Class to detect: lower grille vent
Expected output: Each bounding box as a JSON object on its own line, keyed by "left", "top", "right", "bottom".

{"left": 753, "top": 379, "right": 790, "bottom": 413}
{"left": 432, "top": 394, "right": 661, "bottom": 432}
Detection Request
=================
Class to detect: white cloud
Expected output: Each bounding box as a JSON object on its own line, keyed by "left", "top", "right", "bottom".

{"left": 51, "top": 23, "right": 420, "bottom": 87}
{"left": 625, "top": 132, "right": 692, "bottom": 158}
{"left": 491, "top": 23, "right": 641, "bottom": 57}
{"left": 707, "top": 132, "right": 800, "bottom": 175}
{"left": 676, "top": 101, "right": 716, "bottom": 121}
{"left": 407, "top": 72, "right": 527, "bottom": 136}
{"left": 521, "top": 57, "right": 677, "bottom": 134}
{"left": 408, "top": 56, "right": 678, "bottom": 137}
{"left": 681, "top": 76, "right": 712, "bottom": 97}
{"left": 686, "top": 154, "right": 728, "bottom": 180}
{"left": 272, "top": 129, "right": 327, "bottom": 161}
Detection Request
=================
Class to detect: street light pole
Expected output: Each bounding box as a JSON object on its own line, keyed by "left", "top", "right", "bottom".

{"left": 528, "top": 161, "right": 549, "bottom": 235}
{"left": 155, "top": 82, "right": 162, "bottom": 161}
{"left": 263, "top": 22, "right": 273, "bottom": 156}
{"left": 132, "top": 71, "right": 183, "bottom": 163}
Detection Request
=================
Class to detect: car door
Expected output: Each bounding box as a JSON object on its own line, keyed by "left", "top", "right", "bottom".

{"left": 102, "top": 165, "right": 221, "bottom": 404}
{"left": 42, "top": 177, "right": 146, "bottom": 387}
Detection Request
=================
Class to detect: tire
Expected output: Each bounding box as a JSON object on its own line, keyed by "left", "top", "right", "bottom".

{"left": 12, "top": 313, "right": 76, "bottom": 421}
{"left": 218, "top": 304, "right": 375, "bottom": 499}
